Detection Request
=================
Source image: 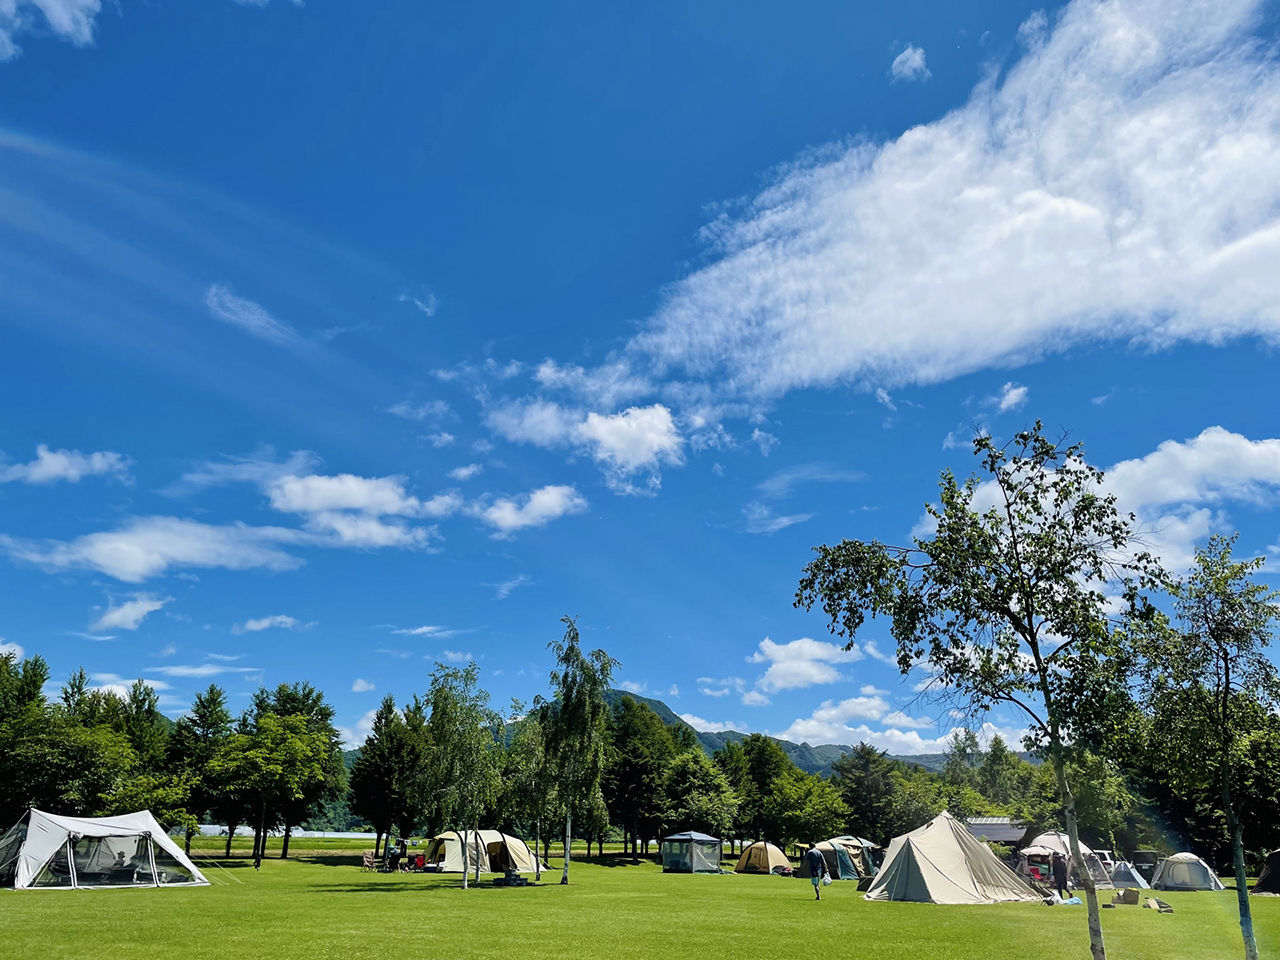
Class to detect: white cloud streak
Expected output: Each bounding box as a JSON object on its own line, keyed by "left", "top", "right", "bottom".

{"left": 890, "top": 44, "right": 931, "bottom": 82}
{"left": 91, "top": 593, "right": 170, "bottom": 631}
{"left": 205, "top": 285, "right": 294, "bottom": 344}
{"left": 0, "top": 444, "right": 131, "bottom": 485}
{"left": 0, "top": 0, "right": 99, "bottom": 62}
{"left": 631, "top": 0, "right": 1280, "bottom": 400}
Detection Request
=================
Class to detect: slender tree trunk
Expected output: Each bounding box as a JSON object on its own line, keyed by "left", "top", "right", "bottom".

{"left": 1052, "top": 751, "right": 1105, "bottom": 960}
{"left": 255, "top": 799, "right": 267, "bottom": 868}
{"left": 224, "top": 823, "right": 236, "bottom": 859}
{"left": 374, "top": 831, "right": 382, "bottom": 859}
{"left": 474, "top": 820, "right": 481, "bottom": 885}
{"left": 561, "top": 809, "right": 572, "bottom": 885}
{"left": 534, "top": 819, "right": 541, "bottom": 881}
{"left": 465, "top": 829, "right": 476, "bottom": 896}
{"left": 184, "top": 827, "right": 193, "bottom": 855}
{"left": 280, "top": 823, "right": 291, "bottom": 859}
{"left": 1224, "top": 774, "right": 1259, "bottom": 960}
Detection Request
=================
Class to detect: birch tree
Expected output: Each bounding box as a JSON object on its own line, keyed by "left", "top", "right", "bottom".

{"left": 537, "top": 616, "right": 616, "bottom": 885}
{"left": 1138, "top": 535, "right": 1279, "bottom": 960}
{"left": 795, "top": 424, "right": 1161, "bottom": 960}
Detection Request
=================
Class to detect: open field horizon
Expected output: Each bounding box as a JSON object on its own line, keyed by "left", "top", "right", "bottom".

{"left": 1, "top": 857, "right": 1274, "bottom": 960}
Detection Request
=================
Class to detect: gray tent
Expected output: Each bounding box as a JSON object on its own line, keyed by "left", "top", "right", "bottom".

{"left": 865, "top": 811, "right": 1041, "bottom": 905}
{"left": 1151, "top": 852, "right": 1225, "bottom": 891}
{"left": 661, "top": 831, "right": 722, "bottom": 873}
{"left": 1108, "top": 861, "right": 1150, "bottom": 889}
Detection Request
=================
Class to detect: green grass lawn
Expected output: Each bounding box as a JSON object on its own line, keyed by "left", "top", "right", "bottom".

{"left": 2, "top": 849, "right": 1275, "bottom": 960}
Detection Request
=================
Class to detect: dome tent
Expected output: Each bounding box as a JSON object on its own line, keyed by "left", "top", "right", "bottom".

{"left": 1107, "top": 861, "right": 1151, "bottom": 889}
{"left": 734, "top": 841, "right": 790, "bottom": 874}
{"left": 661, "top": 831, "right": 722, "bottom": 873}
{"left": 0, "top": 809, "right": 208, "bottom": 890}
{"left": 1151, "top": 852, "right": 1225, "bottom": 891}
{"left": 424, "top": 831, "right": 540, "bottom": 873}
{"left": 865, "top": 811, "right": 1040, "bottom": 905}
{"left": 1253, "top": 850, "right": 1280, "bottom": 896}
{"left": 1022, "top": 831, "right": 1112, "bottom": 888}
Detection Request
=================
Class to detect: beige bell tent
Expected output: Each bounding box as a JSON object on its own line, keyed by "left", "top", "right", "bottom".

{"left": 734, "top": 841, "right": 790, "bottom": 874}
{"left": 1151, "top": 852, "right": 1225, "bottom": 891}
{"left": 0, "top": 809, "right": 208, "bottom": 890}
{"left": 424, "top": 830, "right": 540, "bottom": 874}
{"left": 865, "top": 811, "right": 1040, "bottom": 904}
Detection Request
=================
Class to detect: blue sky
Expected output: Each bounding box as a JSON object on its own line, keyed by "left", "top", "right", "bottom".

{"left": 3, "top": 0, "right": 1280, "bottom": 751}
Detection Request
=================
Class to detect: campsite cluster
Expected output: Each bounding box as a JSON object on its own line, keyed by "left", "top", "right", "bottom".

{"left": 2, "top": 427, "right": 1279, "bottom": 960}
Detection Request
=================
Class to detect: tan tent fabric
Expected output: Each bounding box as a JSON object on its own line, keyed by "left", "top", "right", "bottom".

{"left": 1023, "top": 831, "right": 1111, "bottom": 887}
{"left": 425, "top": 831, "right": 541, "bottom": 874}
{"left": 734, "top": 841, "right": 790, "bottom": 874}
{"left": 865, "top": 811, "right": 1040, "bottom": 905}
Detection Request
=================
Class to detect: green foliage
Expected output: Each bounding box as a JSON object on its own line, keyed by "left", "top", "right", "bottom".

{"left": 424, "top": 662, "right": 503, "bottom": 840}
{"left": 661, "top": 749, "right": 738, "bottom": 838}
{"left": 763, "top": 767, "right": 847, "bottom": 847}
{"left": 349, "top": 694, "right": 427, "bottom": 845}
{"left": 604, "top": 696, "right": 676, "bottom": 849}
{"left": 830, "top": 742, "right": 898, "bottom": 845}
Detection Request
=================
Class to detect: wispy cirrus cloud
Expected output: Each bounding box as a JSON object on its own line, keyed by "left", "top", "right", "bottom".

{"left": 91, "top": 593, "right": 171, "bottom": 631}
{"left": 205, "top": 284, "right": 295, "bottom": 344}
{"left": 0, "top": 0, "right": 100, "bottom": 62}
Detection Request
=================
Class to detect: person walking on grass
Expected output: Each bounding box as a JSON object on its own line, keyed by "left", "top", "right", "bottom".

{"left": 803, "top": 846, "right": 829, "bottom": 901}
{"left": 1051, "top": 852, "right": 1069, "bottom": 900}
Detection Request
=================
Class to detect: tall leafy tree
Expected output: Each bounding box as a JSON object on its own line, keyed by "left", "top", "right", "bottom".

{"left": 349, "top": 695, "right": 423, "bottom": 857}
{"left": 251, "top": 683, "right": 346, "bottom": 858}
{"left": 1137, "top": 535, "right": 1279, "bottom": 960}
{"left": 604, "top": 696, "right": 675, "bottom": 855}
{"left": 796, "top": 424, "right": 1161, "bottom": 960}
{"left": 736, "top": 733, "right": 795, "bottom": 844}
{"left": 425, "top": 662, "right": 502, "bottom": 889}
{"left": 830, "top": 742, "right": 898, "bottom": 845}
{"left": 662, "top": 750, "right": 738, "bottom": 839}
{"left": 503, "top": 703, "right": 552, "bottom": 879}
{"left": 168, "top": 684, "right": 233, "bottom": 852}
{"left": 537, "top": 616, "right": 616, "bottom": 885}
{"left": 762, "top": 768, "right": 847, "bottom": 849}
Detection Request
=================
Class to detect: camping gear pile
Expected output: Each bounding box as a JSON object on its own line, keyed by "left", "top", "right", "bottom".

{"left": 660, "top": 832, "right": 722, "bottom": 873}
{"left": 864, "top": 811, "right": 1041, "bottom": 904}
{"left": 797, "top": 836, "right": 879, "bottom": 882}
{"left": 0, "top": 809, "right": 208, "bottom": 890}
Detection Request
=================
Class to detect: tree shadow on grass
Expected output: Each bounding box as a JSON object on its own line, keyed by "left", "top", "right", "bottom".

{"left": 576, "top": 855, "right": 653, "bottom": 869}
{"left": 297, "top": 855, "right": 364, "bottom": 868}
{"left": 308, "top": 881, "right": 553, "bottom": 895}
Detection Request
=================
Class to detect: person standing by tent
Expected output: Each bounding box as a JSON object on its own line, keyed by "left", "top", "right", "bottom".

{"left": 1051, "top": 852, "right": 1069, "bottom": 900}
{"left": 803, "top": 846, "right": 829, "bottom": 901}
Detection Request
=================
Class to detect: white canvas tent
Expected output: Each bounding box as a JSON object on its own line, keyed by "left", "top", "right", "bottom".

{"left": 865, "top": 811, "right": 1041, "bottom": 905}
{"left": 0, "top": 809, "right": 208, "bottom": 890}
{"left": 1151, "top": 852, "right": 1225, "bottom": 891}
{"left": 1022, "top": 831, "right": 1112, "bottom": 888}
{"left": 423, "top": 830, "right": 541, "bottom": 873}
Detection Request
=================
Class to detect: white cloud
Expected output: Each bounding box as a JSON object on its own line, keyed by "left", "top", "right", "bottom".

{"left": 352, "top": 678, "right": 375, "bottom": 692}
{"left": 448, "top": 464, "right": 483, "bottom": 481}
{"left": 0, "top": 444, "right": 131, "bottom": 485}
{"left": 742, "top": 502, "right": 813, "bottom": 534}
{"left": 472, "top": 439, "right": 494, "bottom": 453}
{"left": 491, "top": 574, "right": 530, "bottom": 599}
{"left": 533, "top": 360, "right": 652, "bottom": 408}
{"left": 392, "top": 625, "right": 463, "bottom": 638}
{"left": 619, "top": 680, "right": 648, "bottom": 694}
{"left": 875, "top": 388, "right": 897, "bottom": 410}
{"left": 992, "top": 382, "right": 1029, "bottom": 413}
{"left": 860, "top": 683, "right": 889, "bottom": 695}
{"left": 149, "top": 664, "right": 259, "bottom": 678}
{"left": 486, "top": 400, "right": 682, "bottom": 493}
{"left": 774, "top": 715, "right": 1028, "bottom": 754}
{"left": 205, "top": 285, "right": 294, "bottom": 344}
{"left": 233, "top": 614, "right": 309, "bottom": 634}
{"left": 741, "top": 690, "right": 771, "bottom": 707}
{"left": 700, "top": 686, "right": 731, "bottom": 698}
{"left": 632, "top": 0, "right": 1280, "bottom": 400}
{"left": 339, "top": 708, "right": 380, "bottom": 748}
{"left": 387, "top": 400, "right": 450, "bottom": 422}
{"left": 668, "top": 684, "right": 679, "bottom": 696}
{"left": 863, "top": 641, "right": 898, "bottom": 666}
{"left": 679, "top": 714, "right": 747, "bottom": 734}
{"left": 91, "top": 593, "right": 171, "bottom": 631}
{"left": 750, "top": 429, "right": 779, "bottom": 457}
{"left": 757, "top": 462, "right": 864, "bottom": 500}
{"left": 473, "top": 485, "right": 588, "bottom": 537}
{"left": 398, "top": 291, "right": 437, "bottom": 316}
{"left": 747, "top": 636, "right": 864, "bottom": 693}
{"left": 890, "top": 44, "right": 931, "bottom": 82}
{"left": 440, "top": 650, "right": 473, "bottom": 663}
{"left": 1, "top": 516, "right": 305, "bottom": 582}
{"left": 0, "top": 639, "right": 23, "bottom": 660}
{"left": 883, "top": 710, "right": 936, "bottom": 729}
{"left": 426, "top": 433, "right": 455, "bottom": 448}
{"left": 0, "top": 0, "right": 99, "bottom": 62}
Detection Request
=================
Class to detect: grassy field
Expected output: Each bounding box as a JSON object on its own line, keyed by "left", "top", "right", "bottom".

{"left": 2, "top": 846, "right": 1276, "bottom": 960}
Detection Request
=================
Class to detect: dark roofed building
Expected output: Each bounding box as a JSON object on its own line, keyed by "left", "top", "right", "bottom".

{"left": 964, "top": 817, "right": 1031, "bottom": 845}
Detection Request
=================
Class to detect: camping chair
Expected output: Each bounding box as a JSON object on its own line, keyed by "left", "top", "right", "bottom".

{"left": 1029, "top": 866, "right": 1045, "bottom": 881}
{"left": 361, "top": 851, "right": 377, "bottom": 872}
